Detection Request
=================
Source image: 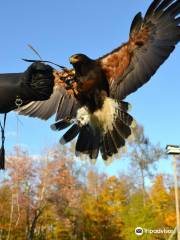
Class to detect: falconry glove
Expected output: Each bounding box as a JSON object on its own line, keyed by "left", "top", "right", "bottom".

{"left": 0, "top": 62, "right": 54, "bottom": 169}
{"left": 0, "top": 62, "right": 54, "bottom": 114}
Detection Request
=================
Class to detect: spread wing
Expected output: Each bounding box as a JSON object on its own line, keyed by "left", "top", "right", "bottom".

{"left": 99, "top": 0, "right": 180, "bottom": 100}
{"left": 16, "top": 69, "right": 80, "bottom": 121}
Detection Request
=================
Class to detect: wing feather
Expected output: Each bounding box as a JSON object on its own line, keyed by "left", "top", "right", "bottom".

{"left": 15, "top": 87, "right": 61, "bottom": 120}
{"left": 99, "top": 0, "right": 180, "bottom": 100}
{"left": 16, "top": 70, "right": 80, "bottom": 120}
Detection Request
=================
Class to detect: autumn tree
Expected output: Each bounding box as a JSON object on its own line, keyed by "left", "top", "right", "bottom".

{"left": 0, "top": 130, "right": 176, "bottom": 240}
{"left": 128, "top": 124, "right": 165, "bottom": 205}
{"left": 80, "top": 171, "right": 130, "bottom": 240}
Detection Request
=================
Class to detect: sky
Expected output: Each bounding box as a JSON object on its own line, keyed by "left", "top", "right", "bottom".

{"left": 0, "top": 0, "right": 179, "bottom": 177}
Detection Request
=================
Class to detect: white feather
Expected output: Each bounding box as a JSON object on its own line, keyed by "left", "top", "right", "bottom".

{"left": 76, "top": 107, "right": 90, "bottom": 127}
{"left": 76, "top": 98, "right": 119, "bottom": 133}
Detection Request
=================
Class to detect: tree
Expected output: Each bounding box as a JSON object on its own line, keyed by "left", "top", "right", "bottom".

{"left": 128, "top": 124, "right": 165, "bottom": 205}
{"left": 0, "top": 133, "right": 177, "bottom": 240}
{"left": 1, "top": 146, "right": 59, "bottom": 240}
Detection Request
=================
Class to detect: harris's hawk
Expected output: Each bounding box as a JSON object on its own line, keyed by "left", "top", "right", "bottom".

{"left": 3, "top": 0, "right": 180, "bottom": 161}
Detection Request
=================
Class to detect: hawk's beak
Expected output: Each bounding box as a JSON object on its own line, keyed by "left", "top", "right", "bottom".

{"left": 69, "top": 56, "right": 78, "bottom": 64}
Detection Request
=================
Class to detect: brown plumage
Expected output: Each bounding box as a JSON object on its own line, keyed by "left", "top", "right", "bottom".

{"left": 16, "top": 0, "right": 180, "bottom": 161}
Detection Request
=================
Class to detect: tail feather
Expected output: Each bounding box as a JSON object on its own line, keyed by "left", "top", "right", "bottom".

{"left": 81, "top": 127, "right": 93, "bottom": 155}
{"left": 100, "top": 139, "right": 109, "bottom": 160}
{"left": 119, "top": 101, "right": 131, "bottom": 112}
{"left": 115, "top": 118, "right": 131, "bottom": 139}
{"left": 51, "top": 120, "right": 72, "bottom": 131}
{"left": 105, "top": 131, "right": 118, "bottom": 155}
{"left": 100, "top": 127, "right": 126, "bottom": 160}
{"left": 110, "top": 126, "right": 125, "bottom": 148}
{"left": 76, "top": 126, "right": 100, "bottom": 159}
{"left": 75, "top": 126, "right": 87, "bottom": 155}
{"left": 118, "top": 110, "right": 133, "bottom": 126}
{"left": 76, "top": 126, "right": 92, "bottom": 155}
{"left": 90, "top": 129, "right": 100, "bottom": 159}
{"left": 60, "top": 124, "right": 79, "bottom": 144}
{"left": 108, "top": 130, "right": 119, "bottom": 153}
{"left": 103, "top": 135, "right": 113, "bottom": 157}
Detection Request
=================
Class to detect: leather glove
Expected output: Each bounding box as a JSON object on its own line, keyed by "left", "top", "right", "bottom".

{"left": 0, "top": 62, "right": 54, "bottom": 113}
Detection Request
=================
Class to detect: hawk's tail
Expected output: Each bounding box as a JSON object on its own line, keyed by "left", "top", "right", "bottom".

{"left": 51, "top": 98, "right": 135, "bottom": 161}
{"left": 76, "top": 100, "right": 134, "bottom": 161}
{"left": 100, "top": 101, "right": 134, "bottom": 160}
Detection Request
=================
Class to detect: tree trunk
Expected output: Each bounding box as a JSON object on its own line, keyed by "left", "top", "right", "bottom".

{"left": 27, "top": 209, "right": 42, "bottom": 240}
{"left": 140, "top": 167, "right": 146, "bottom": 206}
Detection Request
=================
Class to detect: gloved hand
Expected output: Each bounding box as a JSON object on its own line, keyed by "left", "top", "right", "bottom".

{"left": 0, "top": 62, "right": 54, "bottom": 114}
{"left": 21, "top": 62, "right": 54, "bottom": 101}
{"left": 0, "top": 62, "right": 55, "bottom": 170}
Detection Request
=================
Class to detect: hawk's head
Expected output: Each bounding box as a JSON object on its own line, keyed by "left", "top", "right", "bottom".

{"left": 69, "top": 54, "right": 95, "bottom": 77}
{"left": 69, "top": 54, "right": 93, "bottom": 66}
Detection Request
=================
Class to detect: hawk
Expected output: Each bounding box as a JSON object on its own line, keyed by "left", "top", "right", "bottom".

{"left": 1, "top": 0, "right": 180, "bottom": 161}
